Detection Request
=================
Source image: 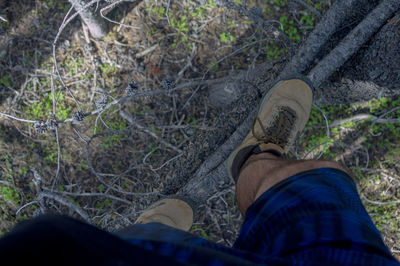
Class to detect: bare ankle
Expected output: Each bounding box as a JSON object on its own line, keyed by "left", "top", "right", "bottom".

{"left": 236, "top": 158, "right": 351, "bottom": 215}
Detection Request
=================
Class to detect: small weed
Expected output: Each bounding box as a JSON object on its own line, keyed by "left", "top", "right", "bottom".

{"left": 19, "top": 166, "right": 28, "bottom": 175}
{"left": 99, "top": 63, "right": 116, "bottom": 78}
{"left": 102, "top": 120, "right": 127, "bottom": 148}
{"left": 369, "top": 97, "right": 389, "bottom": 114}
{"left": 43, "top": 145, "right": 59, "bottom": 165}
{"left": 200, "top": 229, "right": 209, "bottom": 238}
{"left": 219, "top": 32, "right": 235, "bottom": 43}
{"left": 95, "top": 199, "right": 112, "bottom": 210}
{"left": 273, "top": 0, "right": 287, "bottom": 7}
{"left": 192, "top": 6, "right": 205, "bottom": 19}
{"left": 63, "top": 56, "right": 84, "bottom": 76}
{"left": 0, "top": 74, "right": 11, "bottom": 87}
{"left": 365, "top": 203, "right": 399, "bottom": 233}
{"left": 265, "top": 43, "right": 287, "bottom": 60}
{"left": 0, "top": 186, "right": 20, "bottom": 205}
{"left": 170, "top": 15, "right": 190, "bottom": 46}
{"left": 279, "top": 16, "right": 301, "bottom": 41}
{"left": 205, "top": 0, "right": 216, "bottom": 10}
{"left": 207, "top": 61, "right": 219, "bottom": 72}
{"left": 27, "top": 91, "right": 70, "bottom": 120}
{"left": 171, "top": 16, "right": 189, "bottom": 33}
{"left": 151, "top": 6, "right": 166, "bottom": 18}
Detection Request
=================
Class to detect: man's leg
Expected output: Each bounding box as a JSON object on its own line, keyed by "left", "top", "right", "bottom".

{"left": 236, "top": 152, "right": 351, "bottom": 215}
{"left": 227, "top": 77, "right": 399, "bottom": 264}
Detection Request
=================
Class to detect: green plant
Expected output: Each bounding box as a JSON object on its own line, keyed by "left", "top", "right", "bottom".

{"left": 279, "top": 16, "right": 301, "bottom": 41}
{"left": 151, "top": 6, "right": 166, "bottom": 18}
{"left": 171, "top": 16, "right": 189, "bottom": 33}
{"left": 192, "top": 6, "right": 205, "bottom": 19}
{"left": 27, "top": 91, "right": 70, "bottom": 120}
{"left": 0, "top": 74, "right": 11, "bottom": 87}
{"left": 19, "top": 166, "right": 28, "bottom": 175}
{"left": 95, "top": 199, "right": 112, "bottom": 210}
{"left": 99, "top": 63, "right": 116, "bottom": 78}
{"left": 205, "top": 0, "right": 216, "bottom": 9}
{"left": 170, "top": 15, "right": 190, "bottom": 47}
{"left": 207, "top": 61, "right": 219, "bottom": 72}
{"left": 219, "top": 32, "right": 235, "bottom": 43}
{"left": 265, "top": 44, "right": 286, "bottom": 60}
{"left": 1, "top": 186, "right": 20, "bottom": 205}
{"left": 0, "top": 14, "right": 10, "bottom": 29}
{"left": 273, "top": 0, "right": 287, "bottom": 7}
{"left": 43, "top": 145, "right": 58, "bottom": 164}
{"left": 369, "top": 97, "right": 389, "bottom": 114}
{"left": 102, "top": 120, "right": 127, "bottom": 148}
{"left": 63, "top": 56, "right": 84, "bottom": 76}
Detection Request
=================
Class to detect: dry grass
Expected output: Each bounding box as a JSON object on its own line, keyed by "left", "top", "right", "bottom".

{"left": 0, "top": 0, "right": 399, "bottom": 259}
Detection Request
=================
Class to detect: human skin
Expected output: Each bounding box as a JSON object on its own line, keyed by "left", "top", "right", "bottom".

{"left": 235, "top": 152, "right": 352, "bottom": 215}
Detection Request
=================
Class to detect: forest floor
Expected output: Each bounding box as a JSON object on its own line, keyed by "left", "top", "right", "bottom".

{"left": 0, "top": 0, "right": 399, "bottom": 260}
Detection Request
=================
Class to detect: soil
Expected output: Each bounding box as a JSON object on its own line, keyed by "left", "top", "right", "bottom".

{"left": 0, "top": 0, "right": 399, "bottom": 260}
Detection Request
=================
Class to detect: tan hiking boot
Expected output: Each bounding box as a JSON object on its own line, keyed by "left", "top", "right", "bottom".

{"left": 135, "top": 198, "right": 194, "bottom": 231}
{"left": 227, "top": 78, "right": 313, "bottom": 183}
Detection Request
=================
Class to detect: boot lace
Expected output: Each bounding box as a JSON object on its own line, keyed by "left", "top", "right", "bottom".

{"left": 251, "top": 106, "right": 296, "bottom": 147}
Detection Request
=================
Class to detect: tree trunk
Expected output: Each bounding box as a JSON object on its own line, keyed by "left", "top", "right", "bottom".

{"left": 170, "top": 1, "right": 400, "bottom": 205}
{"left": 69, "top": 0, "right": 108, "bottom": 39}
{"left": 208, "top": 0, "right": 400, "bottom": 109}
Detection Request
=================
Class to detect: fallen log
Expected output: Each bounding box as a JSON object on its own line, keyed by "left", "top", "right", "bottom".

{"left": 177, "top": 0, "right": 400, "bottom": 204}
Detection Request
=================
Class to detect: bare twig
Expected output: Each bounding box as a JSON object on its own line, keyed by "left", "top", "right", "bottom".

{"left": 100, "top": 0, "right": 142, "bottom": 29}
{"left": 120, "top": 110, "right": 182, "bottom": 153}
{"left": 39, "top": 192, "right": 94, "bottom": 224}
{"left": 329, "top": 112, "right": 400, "bottom": 128}
{"left": 135, "top": 44, "right": 158, "bottom": 58}
{"left": 166, "top": 0, "right": 172, "bottom": 26}
{"left": 0, "top": 112, "right": 36, "bottom": 123}
{"left": 43, "top": 189, "right": 131, "bottom": 204}
{"left": 362, "top": 194, "right": 400, "bottom": 205}
{"left": 0, "top": 15, "right": 8, "bottom": 22}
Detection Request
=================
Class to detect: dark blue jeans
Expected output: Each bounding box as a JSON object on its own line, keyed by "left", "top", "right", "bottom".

{"left": 0, "top": 168, "right": 399, "bottom": 265}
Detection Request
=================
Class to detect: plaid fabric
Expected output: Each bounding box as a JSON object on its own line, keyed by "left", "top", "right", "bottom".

{"left": 0, "top": 168, "right": 399, "bottom": 265}
{"left": 120, "top": 168, "right": 399, "bottom": 265}
{"left": 233, "top": 168, "right": 398, "bottom": 264}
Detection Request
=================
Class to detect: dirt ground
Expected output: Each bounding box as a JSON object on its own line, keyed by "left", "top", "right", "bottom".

{"left": 0, "top": 0, "right": 399, "bottom": 260}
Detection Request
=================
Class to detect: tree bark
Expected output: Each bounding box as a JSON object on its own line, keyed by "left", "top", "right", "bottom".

{"left": 308, "top": 0, "right": 400, "bottom": 88}
{"left": 175, "top": 1, "right": 400, "bottom": 205}
{"left": 69, "top": 0, "right": 108, "bottom": 39}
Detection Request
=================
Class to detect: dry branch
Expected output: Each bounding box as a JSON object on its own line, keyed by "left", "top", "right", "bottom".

{"left": 39, "top": 192, "right": 93, "bottom": 224}
{"left": 120, "top": 111, "right": 182, "bottom": 153}
{"left": 69, "top": 0, "right": 108, "bottom": 39}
